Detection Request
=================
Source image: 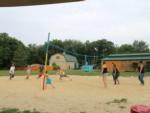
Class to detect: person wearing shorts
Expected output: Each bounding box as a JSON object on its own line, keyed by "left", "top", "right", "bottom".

{"left": 26, "top": 65, "right": 31, "bottom": 79}
{"left": 101, "top": 61, "right": 108, "bottom": 88}
{"left": 9, "top": 63, "right": 15, "bottom": 80}
{"left": 112, "top": 63, "right": 120, "bottom": 85}
{"left": 45, "top": 71, "right": 55, "bottom": 88}
{"left": 57, "top": 68, "right": 72, "bottom": 81}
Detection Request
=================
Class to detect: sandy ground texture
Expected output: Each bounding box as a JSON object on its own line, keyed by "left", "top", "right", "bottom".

{"left": 0, "top": 75, "right": 150, "bottom": 113}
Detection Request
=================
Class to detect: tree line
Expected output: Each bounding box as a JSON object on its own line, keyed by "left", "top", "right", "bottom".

{"left": 0, "top": 33, "right": 149, "bottom": 68}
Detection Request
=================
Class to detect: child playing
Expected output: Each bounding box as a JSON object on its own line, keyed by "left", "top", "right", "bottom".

{"left": 9, "top": 63, "right": 15, "bottom": 80}
{"left": 26, "top": 65, "right": 31, "bottom": 79}
{"left": 45, "top": 71, "right": 55, "bottom": 88}
{"left": 56, "top": 68, "right": 72, "bottom": 81}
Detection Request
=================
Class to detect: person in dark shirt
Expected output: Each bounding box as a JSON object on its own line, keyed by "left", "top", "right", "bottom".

{"left": 112, "top": 63, "right": 115, "bottom": 84}
{"left": 101, "top": 61, "right": 108, "bottom": 88}
{"left": 137, "top": 61, "right": 145, "bottom": 85}
{"left": 137, "top": 64, "right": 140, "bottom": 82}
{"left": 112, "top": 63, "right": 120, "bottom": 85}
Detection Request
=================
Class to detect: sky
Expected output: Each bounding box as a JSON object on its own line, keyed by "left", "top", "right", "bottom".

{"left": 0, "top": 0, "right": 150, "bottom": 46}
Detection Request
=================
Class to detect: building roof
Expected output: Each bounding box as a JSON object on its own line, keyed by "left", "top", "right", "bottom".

{"left": 63, "top": 53, "right": 78, "bottom": 62}
{"left": 102, "top": 53, "right": 150, "bottom": 61}
{"left": 0, "top": 0, "right": 83, "bottom": 7}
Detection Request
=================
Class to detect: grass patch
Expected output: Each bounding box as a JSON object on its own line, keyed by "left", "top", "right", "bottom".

{"left": 0, "top": 69, "right": 150, "bottom": 76}
{"left": 0, "top": 69, "right": 100, "bottom": 76}
{"left": 0, "top": 108, "right": 20, "bottom": 113}
{"left": 0, "top": 70, "right": 39, "bottom": 76}
{"left": 0, "top": 108, "right": 87, "bottom": 113}
{"left": 106, "top": 98, "right": 127, "bottom": 105}
{"left": 119, "top": 106, "right": 126, "bottom": 109}
{"left": 0, "top": 108, "right": 40, "bottom": 113}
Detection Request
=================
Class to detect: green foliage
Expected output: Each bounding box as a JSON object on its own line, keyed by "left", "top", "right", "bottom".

{"left": 12, "top": 46, "right": 28, "bottom": 67}
{"left": 118, "top": 44, "right": 134, "bottom": 54}
{"left": 52, "top": 62, "right": 60, "bottom": 70}
{"left": 22, "top": 109, "right": 40, "bottom": 113}
{"left": 117, "top": 40, "right": 149, "bottom": 54}
{"left": 106, "top": 98, "right": 127, "bottom": 104}
{"left": 63, "top": 39, "right": 85, "bottom": 65}
{"left": 49, "top": 39, "right": 64, "bottom": 54}
{"left": 0, "top": 33, "right": 26, "bottom": 68}
{"left": 133, "top": 40, "right": 149, "bottom": 53}
{"left": 119, "top": 106, "right": 126, "bottom": 109}
{"left": 0, "top": 108, "right": 40, "bottom": 113}
{"left": 27, "top": 44, "right": 45, "bottom": 65}
{"left": 0, "top": 32, "right": 150, "bottom": 69}
{"left": 0, "top": 108, "right": 20, "bottom": 113}
{"left": 1, "top": 70, "right": 150, "bottom": 76}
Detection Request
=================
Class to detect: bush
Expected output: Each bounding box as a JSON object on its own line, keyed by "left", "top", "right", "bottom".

{"left": 52, "top": 62, "right": 60, "bottom": 70}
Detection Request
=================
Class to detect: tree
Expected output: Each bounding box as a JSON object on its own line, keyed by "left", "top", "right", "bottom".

{"left": 0, "top": 47, "right": 3, "bottom": 67}
{"left": 133, "top": 40, "right": 149, "bottom": 53}
{"left": 52, "top": 62, "right": 60, "bottom": 70}
{"left": 0, "top": 33, "right": 26, "bottom": 68}
{"left": 12, "top": 46, "right": 28, "bottom": 66}
{"left": 91, "top": 39, "right": 116, "bottom": 57}
{"left": 27, "top": 44, "right": 44, "bottom": 65}
{"left": 63, "top": 39, "right": 85, "bottom": 65}
{"left": 48, "top": 39, "right": 85, "bottom": 66}
{"left": 118, "top": 44, "right": 134, "bottom": 54}
{"left": 83, "top": 39, "right": 116, "bottom": 67}
{"left": 49, "top": 39, "right": 64, "bottom": 55}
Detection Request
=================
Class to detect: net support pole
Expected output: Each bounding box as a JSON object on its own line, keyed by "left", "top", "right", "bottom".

{"left": 43, "top": 32, "right": 50, "bottom": 90}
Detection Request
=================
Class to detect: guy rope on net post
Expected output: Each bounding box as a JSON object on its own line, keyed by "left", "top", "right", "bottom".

{"left": 43, "top": 33, "right": 50, "bottom": 90}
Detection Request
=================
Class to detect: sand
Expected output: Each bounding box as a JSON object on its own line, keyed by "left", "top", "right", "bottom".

{"left": 0, "top": 75, "right": 150, "bottom": 113}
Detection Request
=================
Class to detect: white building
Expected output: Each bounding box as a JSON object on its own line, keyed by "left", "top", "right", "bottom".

{"left": 49, "top": 53, "right": 79, "bottom": 70}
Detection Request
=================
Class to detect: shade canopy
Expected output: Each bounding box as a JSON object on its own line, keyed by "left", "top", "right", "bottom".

{"left": 0, "top": 0, "right": 83, "bottom": 7}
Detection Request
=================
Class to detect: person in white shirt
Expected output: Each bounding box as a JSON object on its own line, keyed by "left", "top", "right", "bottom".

{"left": 26, "top": 65, "right": 31, "bottom": 79}
{"left": 9, "top": 64, "right": 15, "bottom": 80}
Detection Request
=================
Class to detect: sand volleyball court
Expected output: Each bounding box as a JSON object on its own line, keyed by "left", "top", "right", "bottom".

{"left": 0, "top": 75, "right": 150, "bottom": 113}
